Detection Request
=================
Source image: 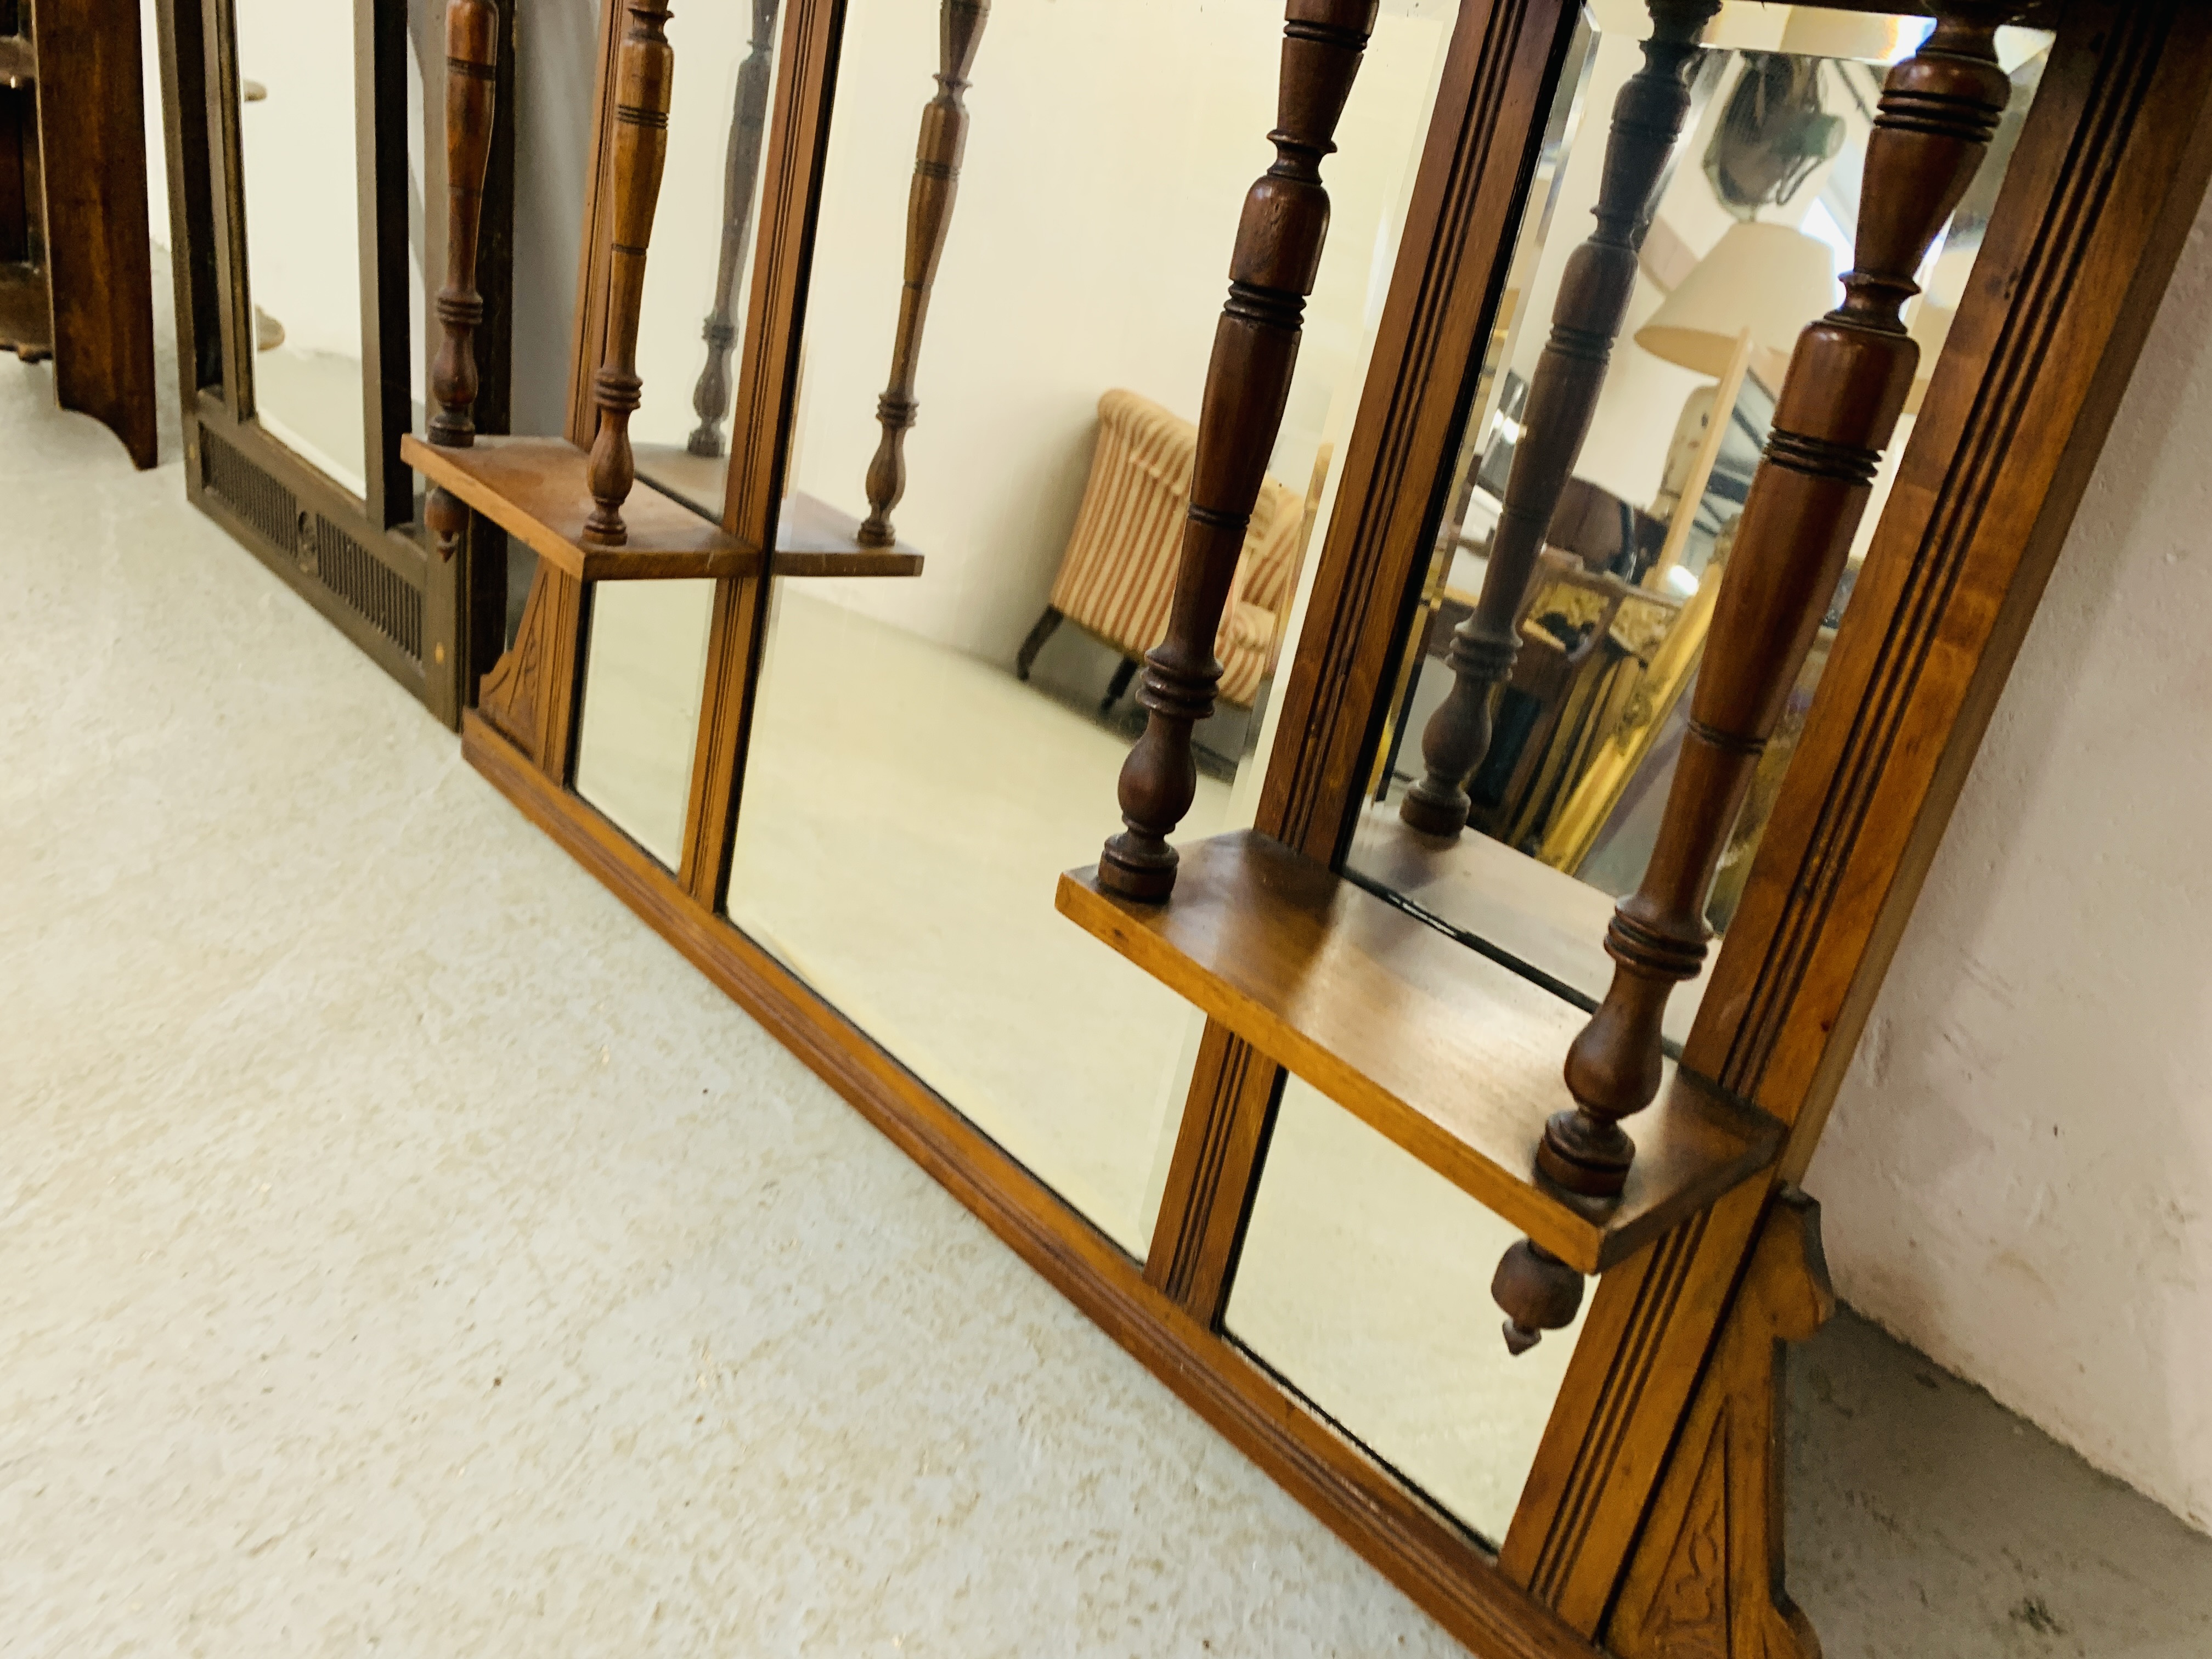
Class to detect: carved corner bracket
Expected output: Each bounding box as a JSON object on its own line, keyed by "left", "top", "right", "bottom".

{"left": 1606, "top": 1187, "right": 1835, "bottom": 1659}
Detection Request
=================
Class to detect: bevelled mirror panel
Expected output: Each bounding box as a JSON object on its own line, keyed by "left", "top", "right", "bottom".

{"left": 725, "top": 0, "right": 1458, "bottom": 1254}
{"left": 234, "top": 0, "right": 369, "bottom": 496}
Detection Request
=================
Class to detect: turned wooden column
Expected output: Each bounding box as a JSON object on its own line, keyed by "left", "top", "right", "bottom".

{"left": 583, "top": 0, "right": 677, "bottom": 548}
{"left": 424, "top": 0, "right": 500, "bottom": 564}
{"left": 1399, "top": 0, "right": 1717, "bottom": 836}
{"left": 1097, "top": 1, "right": 1376, "bottom": 901}
{"left": 855, "top": 0, "right": 989, "bottom": 549}
{"left": 685, "top": 0, "right": 776, "bottom": 459}
{"left": 1494, "top": 9, "right": 2011, "bottom": 1353}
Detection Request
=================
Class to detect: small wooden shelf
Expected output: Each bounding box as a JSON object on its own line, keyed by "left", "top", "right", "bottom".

{"left": 1057, "top": 830, "right": 1784, "bottom": 1275}
{"left": 630, "top": 442, "right": 925, "bottom": 578}
{"left": 404, "top": 434, "right": 759, "bottom": 582}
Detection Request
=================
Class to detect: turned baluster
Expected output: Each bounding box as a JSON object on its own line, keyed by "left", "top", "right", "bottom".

{"left": 685, "top": 0, "right": 776, "bottom": 459}
{"left": 1494, "top": 10, "right": 2011, "bottom": 1353}
{"left": 1097, "top": 1, "right": 1376, "bottom": 901}
{"left": 855, "top": 0, "right": 989, "bottom": 550}
{"left": 425, "top": 0, "right": 500, "bottom": 564}
{"left": 583, "top": 0, "right": 677, "bottom": 548}
{"left": 1399, "top": 0, "right": 1717, "bottom": 836}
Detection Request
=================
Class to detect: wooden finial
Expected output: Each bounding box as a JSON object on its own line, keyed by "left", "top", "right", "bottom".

{"left": 855, "top": 0, "right": 990, "bottom": 549}
{"left": 1493, "top": 1238, "right": 1585, "bottom": 1356}
{"left": 425, "top": 0, "right": 500, "bottom": 561}
{"left": 684, "top": 0, "right": 776, "bottom": 460}
{"left": 1400, "top": 0, "right": 1718, "bottom": 835}
{"left": 1538, "top": 10, "right": 2011, "bottom": 1201}
{"left": 583, "top": 0, "right": 677, "bottom": 549}
{"left": 1098, "top": 0, "right": 1378, "bottom": 901}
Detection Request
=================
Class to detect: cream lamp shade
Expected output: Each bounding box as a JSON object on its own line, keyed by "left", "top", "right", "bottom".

{"left": 1634, "top": 221, "right": 1841, "bottom": 383}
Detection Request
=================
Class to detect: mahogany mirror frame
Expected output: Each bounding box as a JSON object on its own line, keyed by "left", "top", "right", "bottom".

{"left": 451, "top": 1, "right": 2212, "bottom": 1652}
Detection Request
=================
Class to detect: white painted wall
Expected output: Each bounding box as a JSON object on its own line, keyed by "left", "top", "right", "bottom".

{"left": 753, "top": 0, "right": 1453, "bottom": 665}
{"left": 1808, "top": 195, "right": 2212, "bottom": 1535}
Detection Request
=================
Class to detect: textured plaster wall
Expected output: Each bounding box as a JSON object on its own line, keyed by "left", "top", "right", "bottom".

{"left": 1807, "top": 196, "right": 2212, "bottom": 1534}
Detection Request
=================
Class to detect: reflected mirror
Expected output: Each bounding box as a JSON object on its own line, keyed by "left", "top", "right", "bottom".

{"left": 724, "top": 0, "right": 1457, "bottom": 1254}
{"left": 573, "top": 6, "right": 786, "bottom": 864}
{"left": 234, "top": 0, "right": 369, "bottom": 495}
{"left": 1346, "top": 2, "right": 2051, "bottom": 1049}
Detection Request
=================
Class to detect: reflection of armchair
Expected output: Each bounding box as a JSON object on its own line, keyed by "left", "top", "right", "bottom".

{"left": 1016, "top": 388, "right": 1305, "bottom": 710}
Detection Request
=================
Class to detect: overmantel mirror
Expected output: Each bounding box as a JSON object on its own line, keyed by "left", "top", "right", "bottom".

{"left": 153, "top": 0, "right": 518, "bottom": 725}
{"left": 420, "top": 0, "right": 2212, "bottom": 1651}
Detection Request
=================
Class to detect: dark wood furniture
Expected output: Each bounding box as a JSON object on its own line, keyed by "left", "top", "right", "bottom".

{"left": 431, "top": 0, "right": 2212, "bottom": 1652}
{"left": 0, "top": 0, "right": 157, "bottom": 468}
{"left": 153, "top": 0, "right": 515, "bottom": 724}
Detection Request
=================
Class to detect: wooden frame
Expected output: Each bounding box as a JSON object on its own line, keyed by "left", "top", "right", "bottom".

{"left": 153, "top": 0, "right": 516, "bottom": 724}
{"left": 443, "top": 0, "right": 2212, "bottom": 1651}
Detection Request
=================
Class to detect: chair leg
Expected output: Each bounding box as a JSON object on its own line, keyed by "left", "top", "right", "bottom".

{"left": 1016, "top": 605, "right": 1063, "bottom": 681}
{"left": 1101, "top": 655, "right": 1139, "bottom": 714}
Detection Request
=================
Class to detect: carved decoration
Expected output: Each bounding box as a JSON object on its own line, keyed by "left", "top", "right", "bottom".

{"left": 1539, "top": 12, "right": 2012, "bottom": 1201}
{"left": 1399, "top": 0, "right": 1719, "bottom": 836}
{"left": 426, "top": 0, "right": 500, "bottom": 562}
{"left": 584, "top": 0, "right": 678, "bottom": 547}
{"left": 1098, "top": 0, "right": 1378, "bottom": 901}
{"left": 686, "top": 0, "right": 777, "bottom": 460}
{"left": 1606, "top": 1188, "right": 1833, "bottom": 1659}
{"left": 856, "top": 0, "right": 990, "bottom": 549}
{"left": 478, "top": 566, "right": 583, "bottom": 775}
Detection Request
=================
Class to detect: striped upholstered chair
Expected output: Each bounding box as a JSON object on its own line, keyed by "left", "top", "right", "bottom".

{"left": 1015, "top": 388, "right": 1306, "bottom": 710}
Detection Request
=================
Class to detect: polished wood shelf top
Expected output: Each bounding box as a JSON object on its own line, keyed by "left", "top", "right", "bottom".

{"left": 1057, "top": 830, "right": 1783, "bottom": 1274}
{"left": 631, "top": 442, "right": 925, "bottom": 578}
{"left": 403, "top": 434, "right": 760, "bottom": 582}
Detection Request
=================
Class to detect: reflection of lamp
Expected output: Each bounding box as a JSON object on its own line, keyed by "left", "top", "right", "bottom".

{"left": 1634, "top": 221, "right": 1840, "bottom": 387}
{"left": 1632, "top": 222, "right": 1839, "bottom": 589}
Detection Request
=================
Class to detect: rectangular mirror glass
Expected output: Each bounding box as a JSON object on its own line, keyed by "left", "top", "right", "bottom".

{"left": 234, "top": 0, "right": 369, "bottom": 496}
{"left": 1345, "top": 3, "right": 2052, "bottom": 1049}
{"left": 724, "top": 0, "right": 1457, "bottom": 1254}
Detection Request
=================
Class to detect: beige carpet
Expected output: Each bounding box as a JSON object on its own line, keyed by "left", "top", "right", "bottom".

{"left": 0, "top": 345, "right": 1476, "bottom": 1651}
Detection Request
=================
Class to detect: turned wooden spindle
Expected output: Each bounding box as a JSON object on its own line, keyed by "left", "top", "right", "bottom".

{"left": 1400, "top": 0, "right": 1718, "bottom": 836}
{"left": 855, "top": 0, "right": 989, "bottom": 549}
{"left": 685, "top": 0, "right": 776, "bottom": 459}
{"left": 1097, "top": 1, "right": 1376, "bottom": 901}
{"left": 1543, "top": 12, "right": 2012, "bottom": 1204}
{"left": 425, "top": 0, "right": 500, "bottom": 564}
{"left": 583, "top": 0, "right": 677, "bottom": 549}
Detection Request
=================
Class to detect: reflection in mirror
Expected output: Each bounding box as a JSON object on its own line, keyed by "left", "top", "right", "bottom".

{"left": 1228, "top": 1079, "right": 1588, "bottom": 1545}
{"left": 723, "top": 0, "right": 1454, "bottom": 1254}
{"left": 1349, "top": 4, "right": 2051, "bottom": 1045}
{"left": 235, "top": 1, "right": 369, "bottom": 495}
{"left": 626, "top": 0, "right": 783, "bottom": 522}
{"left": 573, "top": 5, "right": 785, "bottom": 864}
{"left": 573, "top": 580, "right": 716, "bottom": 870}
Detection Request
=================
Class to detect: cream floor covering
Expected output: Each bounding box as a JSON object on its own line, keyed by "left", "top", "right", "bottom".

{"left": 0, "top": 365, "right": 1468, "bottom": 1652}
